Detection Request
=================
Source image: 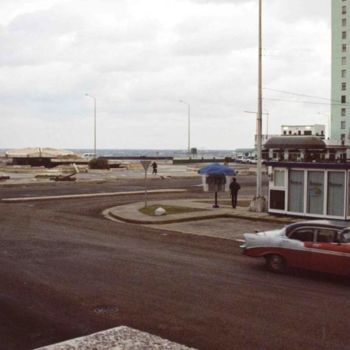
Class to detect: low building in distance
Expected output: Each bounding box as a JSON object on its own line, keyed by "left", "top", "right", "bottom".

{"left": 5, "top": 147, "right": 82, "bottom": 167}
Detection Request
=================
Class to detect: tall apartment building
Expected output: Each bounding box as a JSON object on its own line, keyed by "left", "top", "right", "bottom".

{"left": 331, "top": 0, "right": 350, "bottom": 143}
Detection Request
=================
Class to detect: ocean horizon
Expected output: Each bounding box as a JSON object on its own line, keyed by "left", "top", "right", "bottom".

{"left": 73, "top": 148, "right": 234, "bottom": 158}
{"left": 0, "top": 148, "right": 234, "bottom": 158}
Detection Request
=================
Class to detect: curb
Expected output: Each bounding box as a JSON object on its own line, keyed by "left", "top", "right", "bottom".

{"left": 107, "top": 207, "right": 296, "bottom": 225}
{"left": 1, "top": 189, "right": 187, "bottom": 202}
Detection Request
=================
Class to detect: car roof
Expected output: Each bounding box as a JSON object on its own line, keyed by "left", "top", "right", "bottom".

{"left": 285, "top": 220, "right": 350, "bottom": 235}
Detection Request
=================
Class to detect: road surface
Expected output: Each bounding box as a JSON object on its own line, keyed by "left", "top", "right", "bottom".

{"left": 1, "top": 180, "right": 349, "bottom": 350}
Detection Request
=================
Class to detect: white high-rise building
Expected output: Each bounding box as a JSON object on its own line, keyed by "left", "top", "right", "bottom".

{"left": 331, "top": 0, "right": 350, "bottom": 143}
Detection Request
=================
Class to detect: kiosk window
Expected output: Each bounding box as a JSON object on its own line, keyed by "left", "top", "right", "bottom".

{"left": 274, "top": 170, "right": 285, "bottom": 187}
{"left": 270, "top": 190, "right": 285, "bottom": 210}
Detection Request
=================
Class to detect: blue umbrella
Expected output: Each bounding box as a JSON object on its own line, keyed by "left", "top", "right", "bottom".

{"left": 198, "top": 163, "right": 236, "bottom": 176}
{"left": 198, "top": 163, "right": 236, "bottom": 208}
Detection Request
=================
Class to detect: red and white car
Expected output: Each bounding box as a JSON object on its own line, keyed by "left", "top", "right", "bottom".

{"left": 241, "top": 220, "right": 350, "bottom": 275}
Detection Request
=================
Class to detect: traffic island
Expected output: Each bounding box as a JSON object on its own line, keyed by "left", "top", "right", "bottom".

{"left": 105, "top": 199, "right": 297, "bottom": 225}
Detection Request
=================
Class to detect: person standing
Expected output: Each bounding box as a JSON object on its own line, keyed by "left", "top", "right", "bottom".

{"left": 229, "top": 177, "right": 240, "bottom": 208}
{"left": 151, "top": 161, "right": 158, "bottom": 175}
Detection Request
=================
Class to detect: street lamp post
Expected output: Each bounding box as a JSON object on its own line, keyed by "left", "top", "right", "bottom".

{"left": 251, "top": 0, "right": 266, "bottom": 212}
{"left": 179, "top": 100, "right": 191, "bottom": 155}
{"left": 85, "top": 93, "right": 97, "bottom": 158}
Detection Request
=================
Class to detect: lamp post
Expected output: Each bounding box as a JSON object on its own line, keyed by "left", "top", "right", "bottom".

{"left": 85, "top": 93, "right": 97, "bottom": 158}
{"left": 179, "top": 100, "right": 191, "bottom": 155}
{"left": 251, "top": 0, "right": 266, "bottom": 212}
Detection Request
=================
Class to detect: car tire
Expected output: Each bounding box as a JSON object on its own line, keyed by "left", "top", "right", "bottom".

{"left": 265, "top": 254, "right": 286, "bottom": 273}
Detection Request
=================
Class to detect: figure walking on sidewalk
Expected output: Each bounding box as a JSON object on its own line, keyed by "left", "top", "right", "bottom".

{"left": 229, "top": 177, "right": 240, "bottom": 208}
{"left": 151, "top": 161, "right": 158, "bottom": 175}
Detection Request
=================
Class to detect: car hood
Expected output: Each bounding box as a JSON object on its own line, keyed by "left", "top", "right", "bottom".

{"left": 251, "top": 229, "right": 283, "bottom": 238}
{"left": 241, "top": 229, "right": 283, "bottom": 248}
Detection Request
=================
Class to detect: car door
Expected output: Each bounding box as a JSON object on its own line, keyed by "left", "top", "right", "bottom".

{"left": 282, "top": 227, "right": 315, "bottom": 269}
{"left": 307, "top": 229, "right": 342, "bottom": 274}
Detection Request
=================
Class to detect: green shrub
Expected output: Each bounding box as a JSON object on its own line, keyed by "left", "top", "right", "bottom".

{"left": 88, "top": 157, "right": 109, "bottom": 169}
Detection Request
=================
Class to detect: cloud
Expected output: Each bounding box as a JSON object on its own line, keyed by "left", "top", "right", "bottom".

{"left": 0, "top": 0, "right": 332, "bottom": 149}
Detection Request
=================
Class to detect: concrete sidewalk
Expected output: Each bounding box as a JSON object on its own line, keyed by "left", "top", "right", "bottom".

{"left": 35, "top": 326, "right": 195, "bottom": 350}
{"left": 105, "top": 198, "right": 296, "bottom": 225}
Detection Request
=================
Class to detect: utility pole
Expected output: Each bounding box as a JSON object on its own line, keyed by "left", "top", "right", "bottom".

{"left": 179, "top": 100, "right": 191, "bottom": 155}
{"left": 251, "top": 0, "right": 266, "bottom": 212}
{"left": 85, "top": 93, "right": 97, "bottom": 158}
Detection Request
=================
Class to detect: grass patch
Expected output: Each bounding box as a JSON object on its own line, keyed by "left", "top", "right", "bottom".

{"left": 139, "top": 204, "right": 206, "bottom": 216}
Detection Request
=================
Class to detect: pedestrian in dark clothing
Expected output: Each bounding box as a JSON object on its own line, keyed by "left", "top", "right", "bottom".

{"left": 151, "top": 161, "right": 158, "bottom": 175}
{"left": 229, "top": 177, "right": 240, "bottom": 208}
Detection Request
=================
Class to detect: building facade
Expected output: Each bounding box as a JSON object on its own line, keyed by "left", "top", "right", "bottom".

{"left": 264, "top": 136, "right": 350, "bottom": 219}
{"left": 331, "top": 0, "right": 350, "bottom": 143}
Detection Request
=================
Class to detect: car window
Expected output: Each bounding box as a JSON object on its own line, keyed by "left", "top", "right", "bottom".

{"left": 341, "top": 231, "right": 350, "bottom": 243}
{"left": 316, "top": 229, "right": 338, "bottom": 243}
{"left": 289, "top": 228, "right": 315, "bottom": 242}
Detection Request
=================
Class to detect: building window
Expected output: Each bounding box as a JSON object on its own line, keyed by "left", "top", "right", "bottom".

{"left": 343, "top": 31, "right": 347, "bottom": 40}
{"left": 342, "top": 44, "right": 347, "bottom": 52}
{"left": 307, "top": 171, "right": 324, "bottom": 215}
{"left": 342, "top": 82, "right": 347, "bottom": 90}
{"left": 343, "top": 18, "right": 347, "bottom": 27}
{"left": 327, "top": 172, "right": 345, "bottom": 217}
{"left": 342, "top": 69, "right": 347, "bottom": 78}
{"left": 270, "top": 190, "right": 285, "bottom": 211}
{"left": 289, "top": 170, "right": 304, "bottom": 213}
{"left": 342, "top": 57, "right": 347, "bottom": 65}
{"left": 342, "top": 6, "right": 347, "bottom": 14}
{"left": 342, "top": 107, "right": 346, "bottom": 116}
{"left": 274, "top": 170, "right": 285, "bottom": 187}
{"left": 341, "top": 121, "right": 346, "bottom": 129}
{"left": 341, "top": 95, "right": 347, "bottom": 103}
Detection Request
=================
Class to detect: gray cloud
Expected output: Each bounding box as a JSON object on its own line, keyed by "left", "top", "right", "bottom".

{"left": 0, "top": 0, "right": 332, "bottom": 149}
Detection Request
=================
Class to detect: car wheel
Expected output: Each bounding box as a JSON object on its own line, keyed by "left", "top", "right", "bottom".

{"left": 265, "top": 254, "right": 286, "bottom": 273}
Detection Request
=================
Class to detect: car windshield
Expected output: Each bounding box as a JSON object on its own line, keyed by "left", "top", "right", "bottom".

{"left": 279, "top": 227, "right": 287, "bottom": 236}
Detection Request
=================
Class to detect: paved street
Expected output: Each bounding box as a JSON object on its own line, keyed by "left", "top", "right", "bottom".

{"left": 1, "top": 180, "right": 350, "bottom": 350}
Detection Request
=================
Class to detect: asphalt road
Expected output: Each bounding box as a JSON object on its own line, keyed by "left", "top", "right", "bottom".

{"left": 1, "top": 180, "right": 350, "bottom": 350}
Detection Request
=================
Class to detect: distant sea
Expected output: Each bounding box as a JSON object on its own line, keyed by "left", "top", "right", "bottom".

{"left": 72, "top": 149, "right": 233, "bottom": 158}
{"left": 0, "top": 148, "right": 234, "bottom": 159}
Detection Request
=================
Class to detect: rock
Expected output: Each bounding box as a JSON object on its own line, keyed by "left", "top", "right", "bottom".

{"left": 154, "top": 207, "right": 166, "bottom": 216}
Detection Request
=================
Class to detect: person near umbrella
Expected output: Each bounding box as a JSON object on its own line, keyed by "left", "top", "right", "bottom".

{"left": 229, "top": 177, "right": 240, "bottom": 208}
{"left": 198, "top": 163, "right": 236, "bottom": 208}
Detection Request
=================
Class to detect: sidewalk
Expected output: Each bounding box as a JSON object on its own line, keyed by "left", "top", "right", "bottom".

{"left": 106, "top": 198, "right": 296, "bottom": 225}
{"left": 35, "top": 326, "right": 195, "bottom": 350}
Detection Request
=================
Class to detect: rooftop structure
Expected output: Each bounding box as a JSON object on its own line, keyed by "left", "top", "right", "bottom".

{"left": 263, "top": 136, "right": 348, "bottom": 163}
{"left": 281, "top": 125, "right": 325, "bottom": 139}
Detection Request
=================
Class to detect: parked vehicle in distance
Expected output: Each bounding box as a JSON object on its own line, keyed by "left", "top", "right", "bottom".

{"left": 82, "top": 153, "right": 96, "bottom": 160}
{"left": 235, "top": 156, "right": 256, "bottom": 164}
{"left": 241, "top": 220, "right": 350, "bottom": 275}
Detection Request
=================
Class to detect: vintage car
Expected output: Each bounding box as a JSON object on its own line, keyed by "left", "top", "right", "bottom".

{"left": 241, "top": 220, "right": 350, "bottom": 275}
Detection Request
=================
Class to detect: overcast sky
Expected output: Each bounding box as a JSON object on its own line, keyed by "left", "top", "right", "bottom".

{"left": 0, "top": 0, "right": 331, "bottom": 150}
